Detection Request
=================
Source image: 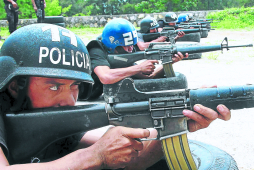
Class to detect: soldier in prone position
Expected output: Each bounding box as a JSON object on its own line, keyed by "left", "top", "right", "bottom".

{"left": 0, "top": 23, "right": 231, "bottom": 170}
{"left": 137, "top": 16, "right": 185, "bottom": 50}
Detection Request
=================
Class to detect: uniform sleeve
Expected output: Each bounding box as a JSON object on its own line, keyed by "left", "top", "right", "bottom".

{"left": 158, "top": 20, "right": 164, "bottom": 28}
{"left": 89, "top": 47, "right": 111, "bottom": 71}
{"left": 137, "top": 33, "right": 144, "bottom": 43}
{"left": 0, "top": 112, "right": 9, "bottom": 158}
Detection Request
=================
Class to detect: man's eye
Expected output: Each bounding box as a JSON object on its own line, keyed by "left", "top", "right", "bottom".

{"left": 50, "top": 85, "right": 58, "bottom": 91}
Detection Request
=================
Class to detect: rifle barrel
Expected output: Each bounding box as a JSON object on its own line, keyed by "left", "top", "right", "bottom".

{"left": 175, "top": 45, "right": 222, "bottom": 54}
{"left": 189, "top": 85, "right": 254, "bottom": 111}
{"left": 227, "top": 44, "right": 253, "bottom": 48}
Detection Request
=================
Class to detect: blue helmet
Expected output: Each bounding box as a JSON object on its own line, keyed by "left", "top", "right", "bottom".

{"left": 177, "top": 14, "right": 189, "bottom": 23}
{"left": 101, "top": 18, "right": 138, "bottom": 53}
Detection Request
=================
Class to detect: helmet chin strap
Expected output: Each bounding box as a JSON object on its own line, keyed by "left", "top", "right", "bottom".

{"left": 10, "top": 76, "right": 31, "bottom": 112}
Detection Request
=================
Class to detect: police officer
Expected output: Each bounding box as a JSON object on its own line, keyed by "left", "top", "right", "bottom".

{"left": 0, "top": 23, "right": 234, "bottom": 170}
{"left": 31, "top": 0, "right": 46, "bottom": 23}
{"left": 0, "top": 23, "right": 153, "bottom": 169}
{"left": 158, "top": 12, "right": 179, "bottom": 32}
{"left": 137, "top": 16, "right": 184, "bottom": 50}
{"left": 137, "top": 16, "right": 168, "bottom": 50}
{"left": 87, "top": 17, "right": 187, "bottom": 102}
{"left": 3, "top": 0, "right": 19, "bottom": 34}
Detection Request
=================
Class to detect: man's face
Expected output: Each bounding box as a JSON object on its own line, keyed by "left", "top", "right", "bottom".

{"left": 122, "top": 45, "right": 134, "bottom": 53}
{"left": 27, "top": 77, "right": 80, "bottom": 108}
{"left": 150, "top": 28, "right": 157, "bottom": 33}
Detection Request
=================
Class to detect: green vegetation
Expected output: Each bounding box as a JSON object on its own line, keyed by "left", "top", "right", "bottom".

{"left": 207, "top": 7, "right": 254, "bottom": 30}
{"left": 0, "top": 0, "right": 253, "bottom": 19}
{"left": 0, "top": 0, "right": 71, "bottom": 20}
{"left": 68, "top": 27, "right": 103, "bottom": 40}
{"left": 0, "top": 27, "right": 9, "bottom": 47}
{"left": 68, "top": 27, "right": 103, "bottom": 35}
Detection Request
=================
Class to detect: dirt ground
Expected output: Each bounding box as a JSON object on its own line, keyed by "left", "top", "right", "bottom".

{"left": 79, "top": 29, "right": 254, "bottom": 169}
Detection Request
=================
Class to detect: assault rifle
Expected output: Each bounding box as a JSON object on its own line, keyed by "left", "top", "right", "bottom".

{"left": 184, "top": 21, "right": 212, "bottom": 25}
{"left": 37, "top": 8, "right": 43, "bottom": 22}
{"left": 107, "top": 37, "right": 253, "bottom": 69}
{"left": 195, "top": 19, "right": 220, "bottom": 23}
{"left": 174, "top": 24, "right": 208, "bottom": 29}
{"left": 164, "top": 24, "right": 216, "bottom": 30}
{"left": 36, "top": 0, "right": 44, "bottom": 23}
{"left": 142, "top": 28, "right": 211, "bottom": 43}
{"left": 5, "top": 79, "right": 254, "bottom": 162}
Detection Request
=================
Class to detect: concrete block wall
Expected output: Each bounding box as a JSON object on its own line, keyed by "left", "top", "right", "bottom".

{"left": 0, "top": 10, "right": 220, "bottom": 28}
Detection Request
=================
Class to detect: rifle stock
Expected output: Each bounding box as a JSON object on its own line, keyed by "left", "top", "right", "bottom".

{"left": 5, "top": 78, "right": 254, "bottom": 162}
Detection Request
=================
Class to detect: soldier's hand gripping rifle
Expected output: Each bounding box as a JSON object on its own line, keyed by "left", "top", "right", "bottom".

{"left": 107, "top": 37, "right": 253, "bottom": 77}
{"left": 142, "top": 28, "right": 212, "bottom": 43}
{"left": 5, "top": 79, "right": 254, "bottom": 163}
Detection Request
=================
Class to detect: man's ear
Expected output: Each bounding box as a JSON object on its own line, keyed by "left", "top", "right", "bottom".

{"left": 7, "top": 79, "right": 19, "bottom": 99}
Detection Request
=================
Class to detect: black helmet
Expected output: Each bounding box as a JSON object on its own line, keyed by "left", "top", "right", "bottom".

{"left": 165, "top": 12, "right": 178, "bottom": 22}
{"left": 0, "top": 23, "right": 94, "bottom": 96}
{"left": 140, "top": 16, "right": 159, "bottom": 33}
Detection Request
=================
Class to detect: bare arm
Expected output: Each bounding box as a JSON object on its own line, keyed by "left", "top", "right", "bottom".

{"left": 0, "top": 127, "right": 150, "bottom": 170}
{"left": 0, "top": 146, "right": 102, "bottom": 170}
{"left": 31, "top": 0, "right": 37, "bottom": 11}
{"left": 94, "top": 60, "right": 158, "bottom": 84}
{"left": 137, "top": 36, "right": 168, "bottom": 51}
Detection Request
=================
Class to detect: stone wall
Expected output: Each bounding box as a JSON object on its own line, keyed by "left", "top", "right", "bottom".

{"left": 0, "top": 10, "right": 221, "bottom": 28}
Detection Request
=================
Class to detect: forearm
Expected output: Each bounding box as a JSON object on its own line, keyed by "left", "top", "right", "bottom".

{"left": 136, "top": 42, "right": 150, "bottom": 51}
{"left": 95, "top": 65, "right": 143, "bottom": 84}
{"left": 0, "top": 147, "right": 102, "bottom": 170}
{"left": 137, "top": 37, "right": 164, "bottom": 51}
{"left": 6, "top": 0, "right": 15, "bottom": 3}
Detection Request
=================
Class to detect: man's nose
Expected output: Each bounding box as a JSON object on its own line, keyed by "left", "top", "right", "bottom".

{"left": 58, "top": 91, "right": 76, "bottom": 107}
